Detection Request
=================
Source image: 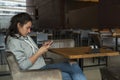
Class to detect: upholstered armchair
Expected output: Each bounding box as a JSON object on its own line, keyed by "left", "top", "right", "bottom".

{"left": 100, "top": 67, "right": 120, "bottom": 80}
{"left": 6, "top": 51, "right": 62, "bottom": 80}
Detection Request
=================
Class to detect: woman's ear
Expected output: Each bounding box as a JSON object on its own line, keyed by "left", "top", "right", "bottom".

{"left": 17, "top": 22, "right": 21, "bottom": 28}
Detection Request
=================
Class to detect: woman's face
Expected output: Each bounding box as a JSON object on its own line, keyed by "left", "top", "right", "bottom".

{"left": 17, "top": 21, "right": 32, "bottom": 36}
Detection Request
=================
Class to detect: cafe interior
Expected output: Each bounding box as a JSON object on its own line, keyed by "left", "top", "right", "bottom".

{"left": 0, "top": 0, "right": 120, "bottom": 80}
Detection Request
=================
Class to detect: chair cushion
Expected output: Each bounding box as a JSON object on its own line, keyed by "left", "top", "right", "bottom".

{"left": 100, "top": 67, "right": 120, "bottom": 80}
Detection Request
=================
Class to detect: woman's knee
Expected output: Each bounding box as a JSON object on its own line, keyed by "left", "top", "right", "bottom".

{"left": 72, "top": 73, "right": 87, "bottom": 80}
{"left": 62, "top": 72, "right": 72, "bottom": 80}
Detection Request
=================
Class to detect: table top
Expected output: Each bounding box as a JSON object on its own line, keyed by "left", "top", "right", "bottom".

{"left": 49, "top": 47, "right": 119, "bottom": 59}
{"left": 112, "top": 33, "right": 120, "bottom": 37}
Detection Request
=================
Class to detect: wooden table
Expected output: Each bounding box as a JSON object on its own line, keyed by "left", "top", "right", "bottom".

{"left": 49, "top": 47, "right": 119, "bottom": 70}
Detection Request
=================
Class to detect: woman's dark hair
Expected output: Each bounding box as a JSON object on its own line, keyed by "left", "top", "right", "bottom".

{"left": 5, "top": 12, "right": 32, "bottom": 43}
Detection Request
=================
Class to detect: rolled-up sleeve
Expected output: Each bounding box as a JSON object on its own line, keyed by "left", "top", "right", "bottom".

{"left": 7, "top": 39, "right": 32, "bottom": 70}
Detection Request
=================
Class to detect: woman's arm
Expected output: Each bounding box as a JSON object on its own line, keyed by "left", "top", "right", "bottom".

{"left": 29, "top": 40, "right": 53, "bottom": 64}
{"left": 7, "top": 38, "right": 52, "bottom": 70}
{"left": 7, "top": 39, "right": 33, "bottom": 70}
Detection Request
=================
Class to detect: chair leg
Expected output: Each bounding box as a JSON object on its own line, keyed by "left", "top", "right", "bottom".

{"left": 92, "top": 57, "right": 95, "bottom": 63}
{"left": 98, "top": 57, "right": 101, "bottom": 65}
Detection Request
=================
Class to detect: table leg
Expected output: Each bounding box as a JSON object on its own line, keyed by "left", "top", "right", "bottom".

{"left": 105, "top": 56, "right": 108, "bottom": 67}
{"left": 78, "top": 57, "right": 108, "bottom": 70}
{"left": 78, "top": 59, "right": 84, "bottom": 71}
{"left": 115, "top": 37, "right": 118, "bottom": 51}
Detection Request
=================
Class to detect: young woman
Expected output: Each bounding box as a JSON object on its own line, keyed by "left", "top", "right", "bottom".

{"left": 5, "top": 13, "right": 87, "bottom": 80}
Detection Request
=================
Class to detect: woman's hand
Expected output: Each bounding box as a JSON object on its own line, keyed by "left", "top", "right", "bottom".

{"left": 37, "top": 40, "right": 53, "bottom": 55}
{"left": 43, "top": 40, "right": 53, "bottom": 46}
{"left": 29, "top": 40, "right": 53, "bottom": 64}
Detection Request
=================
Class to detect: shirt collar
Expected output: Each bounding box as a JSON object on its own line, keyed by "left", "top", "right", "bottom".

{"left": 15, "top": 34, "right": 28, "bottom": 40}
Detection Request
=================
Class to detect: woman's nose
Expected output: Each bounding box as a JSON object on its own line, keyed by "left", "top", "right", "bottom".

{"left": 28, "top": 29, "right": 31, "bottom": 33}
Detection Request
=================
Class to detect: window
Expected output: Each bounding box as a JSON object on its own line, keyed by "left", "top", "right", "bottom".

{"left": 0, "top": 0, "right": 27, "bottom": 29}
{"left": 0, "top": 0, "right": 26, "bottom": 15}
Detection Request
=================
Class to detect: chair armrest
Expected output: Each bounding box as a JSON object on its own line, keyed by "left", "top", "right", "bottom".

{"left": 100, "top": 67, "right": 120, "bottom": 80}
{"left": 12, "top": 69, "right": 62, "bottom": 80}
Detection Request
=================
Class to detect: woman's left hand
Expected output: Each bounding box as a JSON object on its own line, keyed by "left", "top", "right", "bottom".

{"left": 43, "top": 40, "right": 53, "bottom": 46}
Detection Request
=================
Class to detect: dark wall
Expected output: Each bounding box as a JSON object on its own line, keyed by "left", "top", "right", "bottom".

{"left": 67, "top": 0, "right": 120, "bottom": 29}
{"left": 99, "top": 0, "right": 120, "bottom": 28}
{"left": 68, "top": 6, "right": 98, "bottom": 29}
{"left": 34, "top": 0, "right": 65, "bottom": 29}
{"left": 65, "top": 1, "right": 99, "bottom": 29}
{"left": 32, "top": 0, "right": 120, "bottom": 29}
{"left": 33, "top": 0, "right": 99, "bottom": 29}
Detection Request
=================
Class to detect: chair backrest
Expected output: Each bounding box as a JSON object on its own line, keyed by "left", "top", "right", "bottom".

{"left": 37, "top": 32, "right": 48, "bottom": 45}
{"left": 0, "top": 34, "right": 5, "bottom": 50}
{"left": 6, "top": 51, "right": 21, "bottom": 76}
{"left": 50, "top": 39, "right": 75, "bottom": 48}
{"left": 89, "top": 33, "right": 102, "bottom": 48}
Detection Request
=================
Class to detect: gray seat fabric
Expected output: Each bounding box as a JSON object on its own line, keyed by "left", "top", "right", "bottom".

{"left": 6, "top": 51, "right": 62, "bottom": 80}
{"left": 100, "top": 67, "right": 120, "bottom": 80}
{"left": 0, "top": 34, "right": 5, "bottom": 50}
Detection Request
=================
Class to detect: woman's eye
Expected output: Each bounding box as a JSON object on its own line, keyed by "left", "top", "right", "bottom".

{"left": 27, "top": 27, "right": 31, "bottom": 29}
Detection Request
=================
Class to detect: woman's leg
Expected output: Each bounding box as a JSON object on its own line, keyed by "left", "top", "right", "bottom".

{"left": 70, "top": 63, "right": 87, "bottom": 80}
{"left": 62, "top": 72, "right": 72, "bottom": 80}
{"left": 41, "top": 62, "right": 87, "bottom": 80}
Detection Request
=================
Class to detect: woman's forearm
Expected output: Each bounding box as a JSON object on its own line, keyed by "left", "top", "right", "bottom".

{"left": 29, "top": 43, "right": 51, "bottom": 64}
{"left": 29, "top": 51, "right": 43, "bottom": 64}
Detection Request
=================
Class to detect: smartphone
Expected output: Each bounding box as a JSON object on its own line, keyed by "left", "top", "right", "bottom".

{"left": 43, "top": 40, "right": 53, "bottom": 46}
{"left": 48, "top": 40, "right": 53, "bottom": 45}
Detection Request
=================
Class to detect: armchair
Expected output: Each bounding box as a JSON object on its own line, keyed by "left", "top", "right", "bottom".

{"left": 6, "top": 51, "right": 62, "bottom": 80}
{"left": 100, "top": 67, "right": 120, "bottom": 80}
